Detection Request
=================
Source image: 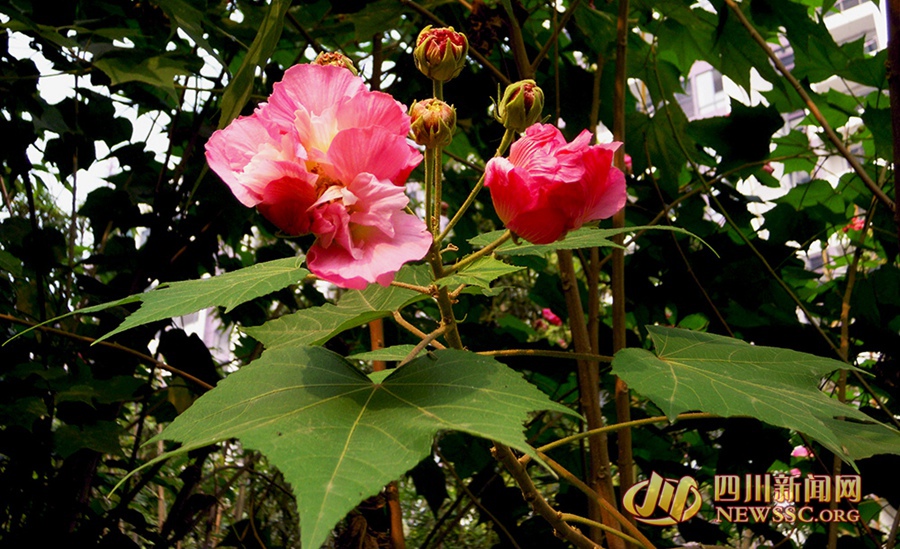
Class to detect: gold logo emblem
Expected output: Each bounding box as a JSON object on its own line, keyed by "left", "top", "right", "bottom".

{"left": 622, "top": 472, "right": 702, "bottom": 526}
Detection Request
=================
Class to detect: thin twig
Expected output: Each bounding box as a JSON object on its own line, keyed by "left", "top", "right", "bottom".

{"left": 558, "top": 513, "right": 645, "bottom": 548}
{"left": 530, "top": 0, "right": 582, "bottom": 73}
{"left": 392, "top": 311, "right": 447, "bottom": 349}
{"left": 0, "top": 313, "right": 215, "bottom": 391}
{"left": 444, "top": 230, "right": 512, "bottom": 275}
{"left": 535, "top": 451, "right": 657, "bottom": 549}
{"left": 478, "top": 348, "right": 613, "bottom": 362}
{"left": 399, "top": 324, "right": 449, "bottom": 366}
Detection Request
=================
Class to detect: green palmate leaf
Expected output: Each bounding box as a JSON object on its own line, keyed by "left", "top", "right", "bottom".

{"left": 6, "top": 258, "right": 309, "bottom": 345}
{"left": 612, "top": 326, "right": 900, "bottom": 463}
{"left": 218, "top": 0, "right": 290, "bottom": 128}
{"left": 347, "top": 345, "right": 421, "bottom": 362}
{"left": 91, "top": 257, "right": 309, "bottom": 343}
{"left": 468, "top": 225, "right": 713, "bottom": 257}
{"left": 143, "top": 347, "right": 572, "bottom": 549}
{"left": 441, "top": 257, "right": 524, "bottom": 289}
{"left": 245, "top": 264, "right": 431, "bottom": 350}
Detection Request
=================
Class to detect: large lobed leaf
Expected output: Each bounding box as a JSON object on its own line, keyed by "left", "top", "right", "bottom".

{"left": 613, "top": 326, "right": 900, "bottom": 463}
{"left": 147, "top": 347, "right": 572, "bottom": 549}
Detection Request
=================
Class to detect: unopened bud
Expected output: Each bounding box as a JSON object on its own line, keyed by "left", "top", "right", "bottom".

{"left": 409, "top": 98, "right": 456, "bottom": 148}
{"left": 414, "top": 26, "right": 468, "bottom": 82}
{"left": 313, "top": 52, "right": 358, "bottom": 76}
{"left": 496, "top": 80, "right": 544, "bottom": 132}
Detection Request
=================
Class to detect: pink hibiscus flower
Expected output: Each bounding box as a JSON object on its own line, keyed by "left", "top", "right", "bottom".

{"left": 485, "top": 124, "right": 626, "bottom": 244}
{"left": 205, "top": 64, "right": 431, "bottom": 289}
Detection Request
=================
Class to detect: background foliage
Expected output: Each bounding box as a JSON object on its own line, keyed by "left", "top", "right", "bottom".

{"left": 0, "top": 0, "right": 898, "bottom": 547}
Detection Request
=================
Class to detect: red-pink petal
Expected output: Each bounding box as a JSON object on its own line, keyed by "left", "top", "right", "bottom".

{"left": 306, "top": 211, "right": 431, "bottom": 289}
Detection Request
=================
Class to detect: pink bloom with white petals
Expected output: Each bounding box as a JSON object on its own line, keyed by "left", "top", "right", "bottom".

{"left": 205, "top": 64, "right": 431, "bottom": 289}
{"left": 485, "top": 124, "right": 626, "bottom": 244}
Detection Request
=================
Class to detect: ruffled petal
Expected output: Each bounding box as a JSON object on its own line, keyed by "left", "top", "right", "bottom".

{"left": 324, "top": 127, "right": 422, "bottom": 187}
{"left": 579, "top": 145, "right": 626, "bottom": 222}
{"left": 306, "top": 211, "right": 432, "bottom": 289}
{"left": 261, "top": 64, "right": 365, "bottom": 131}
{"left": 205, "top": 115, "right": 284, "bottom": 206}
{"left": 256, "top": 170, "right": 319, "bottom": 235}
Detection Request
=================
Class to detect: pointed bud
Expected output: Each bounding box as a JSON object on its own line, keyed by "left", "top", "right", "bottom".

{"left": 409, "top": 98, "right": 456, "bottom": 148}
{"left": 312, "top": 51, "right": 359, "bottom": 76}
{"left": 496, "top": 80, "right": 544, "bottom": 132}
{"left": 414, "top": 26, "right": 468, "bottom": 82}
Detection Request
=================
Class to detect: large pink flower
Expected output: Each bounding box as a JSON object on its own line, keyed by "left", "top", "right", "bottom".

{"left": 485, "top": 124, "right": 626, "bottom": 244}
{"left": 205, "top": 64, "right": 431, "bottom": 289}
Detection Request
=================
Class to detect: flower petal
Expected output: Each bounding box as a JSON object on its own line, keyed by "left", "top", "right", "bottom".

{"left": 307, "top": 211, "right": 432, "bottom": 289}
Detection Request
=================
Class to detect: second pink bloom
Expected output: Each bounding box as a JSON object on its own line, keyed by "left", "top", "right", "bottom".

{"left": 485, "top": 124, "right": 627, "bottom": 244}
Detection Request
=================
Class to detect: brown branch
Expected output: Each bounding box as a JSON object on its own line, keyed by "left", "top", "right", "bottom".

{"left": 723, "top": 0, "right": 895, "bottom": 213}
{"left": 492, "top": 443, "right": 600, "bottom": 549}
{"left": 535, "top": 451, "right": 657, "bottom": 549}
{"left": 392, "top": 311, "right": 447, "bottom": 350}
{"left": 558, "top": 249, "right": 625, "bottom": 549}
{"left": 0, "top": 313, "right": 214, "bottom": 391}
{"left": 611, "top": 0, "right": 635, "bottom": 530}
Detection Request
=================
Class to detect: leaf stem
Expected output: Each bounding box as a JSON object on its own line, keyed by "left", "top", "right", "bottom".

{"left": 399, "top": 324, "right": 449, "bottom": 366}
{"left": 392, "top": 311, "right": 447, "bottom": 350}
{"left": 443, "top": 230, "right": 512, "bottom": 275}
{"left": 438, "top": 128, "right": 516, "bottom": 243}
{"left": 535, "top": 451, "right": 657, "bottom": 549}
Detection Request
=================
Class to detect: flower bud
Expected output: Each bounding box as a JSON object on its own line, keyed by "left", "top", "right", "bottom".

{"left": 496, "top": 80, "right": 544, "bottom": 132}
{"left": 312, "top": 51, "right": 358, "bottom": 76}
{"left": 409, "top": 98, "right": 456, "bottom": 148}
{"left": 414, "top": 26, "right": 468, "bottom": 82}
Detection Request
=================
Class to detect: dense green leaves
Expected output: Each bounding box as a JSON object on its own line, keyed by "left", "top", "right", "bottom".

{"left": 148, "top": 347, "right": 572, "bottom": 549}
{"left": 613, "top": 327, "right": 900, "bottom": 462}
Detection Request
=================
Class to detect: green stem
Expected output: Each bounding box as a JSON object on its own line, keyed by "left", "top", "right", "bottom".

{"left": 443, "top": 230, "right": 512, "bottom": 275}
{"left": 433, "top": 147, "right": 443, "bottom": 232}
{"left": 438, "top": 129, "right": 516, "bottom": 243}
{"left": 557, "top": 514, "right": 645, "bottom": 548}
{"left": 478, "top": 349, "right": 613, "bottom": 362}
{"left": 536, "top": 412, "right": 718, "bottom": 455}
{"left": 433, "top": 79, "right": 443, "bottom": 101}
{"left": 424, "top": 148, "right": 436, "bottom": 236}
